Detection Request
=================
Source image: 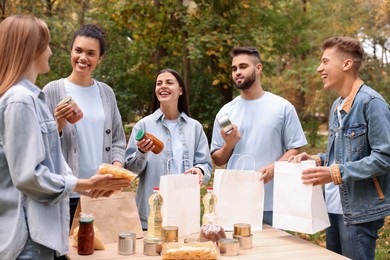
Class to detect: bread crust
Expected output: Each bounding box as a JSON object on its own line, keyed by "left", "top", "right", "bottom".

{"left": 98, "top": 163, "right": 137, "bottom": 181}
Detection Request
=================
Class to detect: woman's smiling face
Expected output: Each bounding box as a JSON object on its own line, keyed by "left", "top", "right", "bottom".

{"left": 70, "top": 36, "right": 101, "bottom": 76}
{"left": 155, "top": 72, "right": 183, "bottom": 104}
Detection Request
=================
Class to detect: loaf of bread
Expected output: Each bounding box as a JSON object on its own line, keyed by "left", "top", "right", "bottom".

{"left": 161, "top": 241, "right": 219, "bottom": 260}
{"left": 199, "top": 223, "right": 226, "bottom": 244}
{"left": 97, "top": 163, "right": 137, "bottom": 181}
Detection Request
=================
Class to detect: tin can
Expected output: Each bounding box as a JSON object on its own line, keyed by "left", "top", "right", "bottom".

{"left": 217, "top": 114, "right": 233, "bottom": 134}
{"left": 233, "top": 234, "right": 253, "bottom": 249}
{"left": 233, "top": 223, "right": 251, "bottom": 237}
{"left": 57, "top": 96, "right": 83, "bottom": 124}
{"left": 162, "top": 226, "right": 178, "bottom": 242}
{"left": 218, "top": 238, "right": 239, "bottom": 256}
{"left": 118, "top": 232, "right": 136, "bottom": 255}
{"left": 143, "top": 238, "right": 163, "bottom": 256}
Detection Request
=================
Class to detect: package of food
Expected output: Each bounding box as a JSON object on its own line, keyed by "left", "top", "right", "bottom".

{"left": 161, "top": 241, "right": 220, "bottom": 260}
{"left": 97, "top": 163, "right": 137, "bottom": 181}
{"left": 199, "top": 223, "right": 226, "bottom": 244}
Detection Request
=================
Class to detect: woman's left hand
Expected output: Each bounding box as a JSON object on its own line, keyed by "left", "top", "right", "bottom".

{"left": 184, "top": 167, "right": 204, "bottom": 185}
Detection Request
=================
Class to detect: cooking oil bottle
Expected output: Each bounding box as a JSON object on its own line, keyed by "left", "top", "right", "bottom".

{"left": 147, "top": 187, "right": 163, "bottom": 239}
{"left": 202, "top": 187, "right": 217, "bottom": 225}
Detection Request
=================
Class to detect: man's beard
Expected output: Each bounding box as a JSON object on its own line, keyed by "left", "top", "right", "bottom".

{"left": 234, "top": 71, "right": 256, "bottom": 90}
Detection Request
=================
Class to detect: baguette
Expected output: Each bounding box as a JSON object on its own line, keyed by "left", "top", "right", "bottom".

{"left": 97, "top": 163, "right": 137, "bottom": 182}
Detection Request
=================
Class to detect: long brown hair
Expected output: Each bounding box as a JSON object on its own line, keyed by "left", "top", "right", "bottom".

{"left": 0, "top": 15, "right": 50, "bottom": 96}
{"left": 151, "top": 68, "right": 191, "bottom": 116}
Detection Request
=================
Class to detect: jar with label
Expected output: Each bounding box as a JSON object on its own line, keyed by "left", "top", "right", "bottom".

{"left": 77, "top": 213, "right": 94, "bottom": 255}
{"left": 57, "top": 96, "right": 83, "bottom": 124}
{"left": 135, "top": 129, "right": 164, "bottom": 154}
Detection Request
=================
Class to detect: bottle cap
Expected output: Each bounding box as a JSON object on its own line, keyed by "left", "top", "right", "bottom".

{"left": 207, "top": 187, "right": 213, "bottom": 191}
{"left": 135, "top": 129, "right": 145, "bottom": 141}
{"left": 153, "top": 187, "right": 159, "bottom": 192}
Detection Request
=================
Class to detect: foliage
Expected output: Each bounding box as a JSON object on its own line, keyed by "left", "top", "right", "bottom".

{"left": 2, "top": 0, "right": 389, "bottom": 257}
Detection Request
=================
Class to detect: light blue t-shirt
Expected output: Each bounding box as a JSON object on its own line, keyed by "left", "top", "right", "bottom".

{"left": 165, "top": 119, "right": 185, "bottom": 174}
{"left": 64, "top": 79, "right": 105, "bottom": 184}
{"left": 210, "top": 92, "right": 308, "bottom": 211}
{"left": 324, "top": 98, "right": 346, "bottom": 214}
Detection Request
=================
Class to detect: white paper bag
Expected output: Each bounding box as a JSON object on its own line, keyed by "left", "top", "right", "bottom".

{"left": 160, "top": 158, "right": 200, "bottom": 236}
{"left": 273, "top": 161, "right": 330, "bottom": 234}
{"left": 213, "top": 168, "right": 264, "bottom": 231}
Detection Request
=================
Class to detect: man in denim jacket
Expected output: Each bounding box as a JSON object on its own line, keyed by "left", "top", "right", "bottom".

{"left": 290, "top": 36, "right": 390, "bottom": 260}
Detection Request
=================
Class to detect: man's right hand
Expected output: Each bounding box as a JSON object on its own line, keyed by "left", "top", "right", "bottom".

{"left": 288, "top": 152, "right": 312, "bottom": 163}
{"left": 221, "top": 124, "right": 241, "bottom": 147}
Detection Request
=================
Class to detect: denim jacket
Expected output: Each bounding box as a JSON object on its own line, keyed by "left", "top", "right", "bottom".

{"left": 318, "top": 80, "right": 390, "bottom": 224}
{"left": 124, "top": 109, "right": 212, "bottom": 228}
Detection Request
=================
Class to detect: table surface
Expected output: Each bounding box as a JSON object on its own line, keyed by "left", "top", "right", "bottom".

{"left": 67, "top": 225, "right": 349, "bottom": 259}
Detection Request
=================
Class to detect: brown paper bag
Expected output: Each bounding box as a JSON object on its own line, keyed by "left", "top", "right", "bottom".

{"left": 70, "top": 191, "right": 143, "bottom": 243}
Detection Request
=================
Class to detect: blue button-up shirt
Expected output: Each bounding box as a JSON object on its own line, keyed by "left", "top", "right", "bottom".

{"left": 124, "top": 109, "right": 212, "bottom": 228}
{"left": 0, "top": 79, "right": 77, "bottom": 259}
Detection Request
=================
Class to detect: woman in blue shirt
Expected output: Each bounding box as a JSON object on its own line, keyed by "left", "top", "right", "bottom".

{"left": 0, "top": 15, "right": 130, "bottom": 260}
{"left": 125, "top": 68, "right": 212, "bottom": 229}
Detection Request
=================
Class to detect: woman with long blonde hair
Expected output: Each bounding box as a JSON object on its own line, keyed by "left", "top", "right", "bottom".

{"left": 0, "top": 15, "right": 130, "bottom": 259}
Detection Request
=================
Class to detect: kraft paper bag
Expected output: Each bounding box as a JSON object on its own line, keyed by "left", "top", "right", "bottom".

{"left": 160, "top": 174, "right": 201, "bottom": 236}
{"left": 213, "top": 168, "right": 264, "bottom": 231}
{"left": 273, "top": 161, "right": 330, "bottom": 234}
{"left": 70, "top": 191, "right": 143, "bottom": 243}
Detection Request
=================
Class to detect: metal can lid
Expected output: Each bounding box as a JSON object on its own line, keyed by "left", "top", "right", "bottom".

{"left": 119, "top": 232, "right": 136, "bottom": 239}
{"left": 57, "top": 96, "right": 72, "bottom": 106}
{"left": 135, "top": 129, "right": 145, "bottom": 141}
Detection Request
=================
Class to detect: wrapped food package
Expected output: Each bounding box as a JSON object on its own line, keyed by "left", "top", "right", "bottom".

{"left": 161, "top": 241, "right": 220, "bottom": 260}
{"left": 97, "top": 163, "right": 137, "bottom": 182}
{"left": 199, "top": 223, "right": 226, "bottom": 244}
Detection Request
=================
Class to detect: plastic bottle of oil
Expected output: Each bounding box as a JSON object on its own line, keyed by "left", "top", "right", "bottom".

{"left": 147, "top": 187, "right": 163, "bottom": 239}
{"left": 202, "top": 187, "right": 218, "bottom": 225}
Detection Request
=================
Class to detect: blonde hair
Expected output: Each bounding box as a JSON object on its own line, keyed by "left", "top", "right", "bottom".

{"left": 0, "top": 15, "right": 50, "bottom": 96}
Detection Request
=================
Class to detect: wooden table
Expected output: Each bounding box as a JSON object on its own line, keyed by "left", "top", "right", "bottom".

{"left": 67, "top": 225, "right": 349, "bottom": 259}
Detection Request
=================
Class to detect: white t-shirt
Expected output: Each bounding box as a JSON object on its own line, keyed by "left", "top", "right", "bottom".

{"left": 324, "top": 98, "right": 346, "bottom": 214}
{"left": 210, "top": 92, "right": 307, "bottom": 211}
{"left": 164, "top": 118, "right": 185, "bottom": 174}
{"left": 65, "top": 79, "right": 105, "bottom": 183}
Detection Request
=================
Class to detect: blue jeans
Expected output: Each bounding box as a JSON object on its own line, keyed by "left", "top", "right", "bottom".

{"left": 16, "top": 237, "right": 54, "bottom": 260}
{"left": 326, "top": 213, "right": 384, "bottom": 260}
{"left": 263, "top": 211, "right": 273, "bottom": 226}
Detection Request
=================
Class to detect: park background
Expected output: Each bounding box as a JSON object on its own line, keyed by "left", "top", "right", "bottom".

{"left": 2, "top": 0, "right": 389, "bottom": 258}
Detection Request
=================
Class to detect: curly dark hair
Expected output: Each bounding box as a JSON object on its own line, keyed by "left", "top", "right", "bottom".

{"left": 70, "top": 24, "right": 106, "bottom": 56}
